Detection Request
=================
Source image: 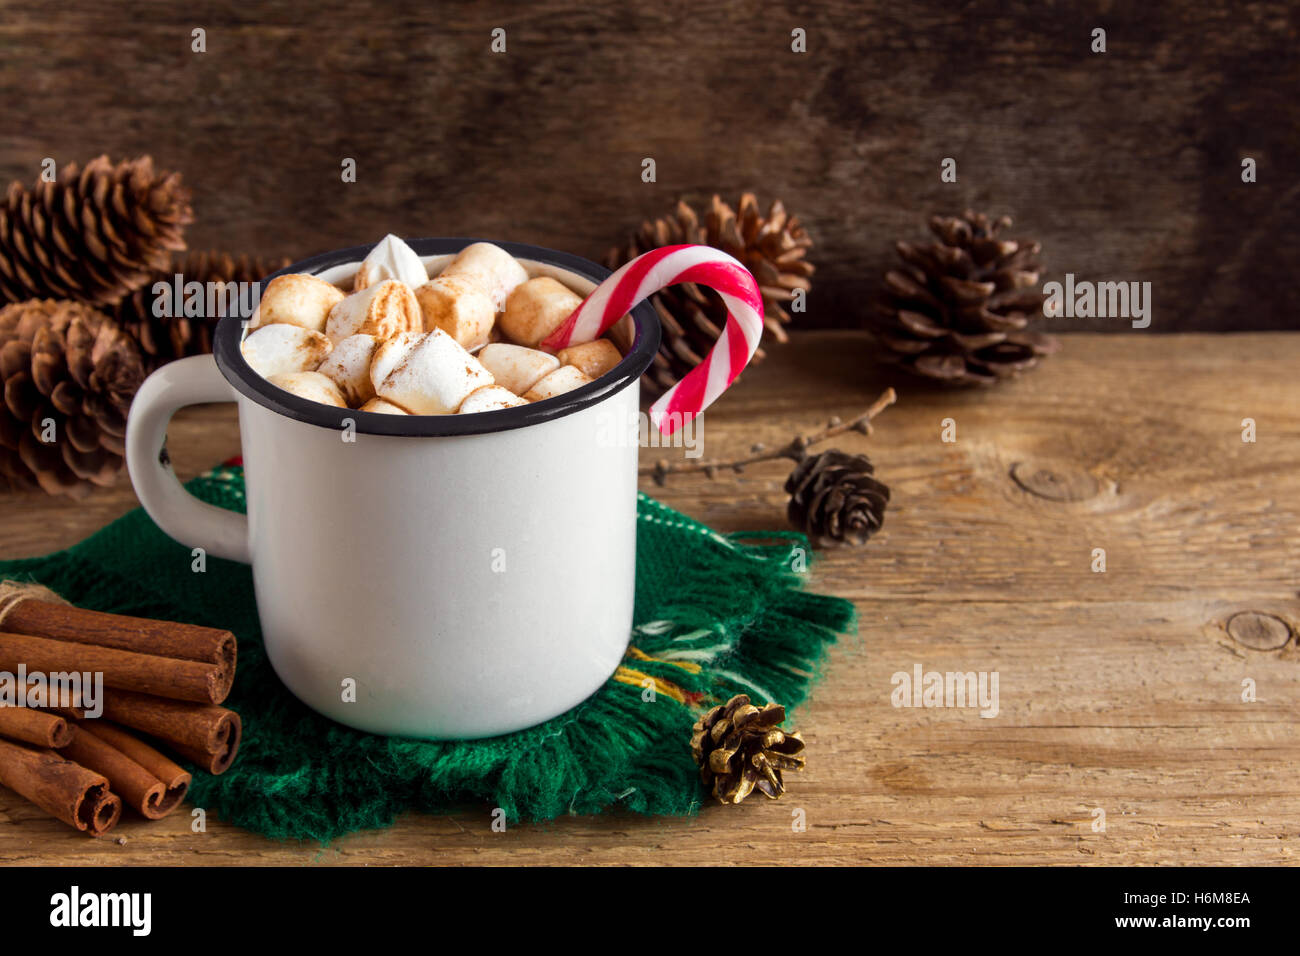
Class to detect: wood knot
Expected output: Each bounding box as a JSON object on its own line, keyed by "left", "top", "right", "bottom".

{"left": 1226, "top": 611, "right": 1292, "bottom": 651}
{"left": 1010, "top": 461, "right": 1099, "bottom": 502}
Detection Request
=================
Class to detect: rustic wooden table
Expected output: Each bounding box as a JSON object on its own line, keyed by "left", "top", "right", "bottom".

{"left": 0, "top": 331, "right": 1296, "bottom": 865}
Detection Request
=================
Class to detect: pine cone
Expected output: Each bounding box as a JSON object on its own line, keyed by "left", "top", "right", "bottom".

{"left": 0, "top": 300, "right": 144, "bottom": 496}
{"left": 785, "top": 449, "right": 889, "bottom": 547}
{"left": 691, "top": 694, "right": 806, "bottom": 804}
{"left": 0, "top": 156, "right": 193, "bottom": 308}
{"left": 870, "top": 210, "right": 1059, "bottom": 385}
{"left": 113, "top": 251, "right": 292, "bottom": 371}
{"left": 607, "top": 193, "right": 814, "bottom": 396}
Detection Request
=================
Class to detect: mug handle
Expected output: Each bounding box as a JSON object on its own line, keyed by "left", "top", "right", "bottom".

{"left": 125, "top": 354, "right": 251, "bottom": 564}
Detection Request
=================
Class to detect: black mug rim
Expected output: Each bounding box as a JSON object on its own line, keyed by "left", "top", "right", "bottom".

{"left": 212, "top": 238, "right": 661, "bottom": 437}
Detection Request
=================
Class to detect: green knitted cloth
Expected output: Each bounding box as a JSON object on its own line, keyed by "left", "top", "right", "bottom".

{"left": 0, "top": 462, "right": 854, "bottom": 842}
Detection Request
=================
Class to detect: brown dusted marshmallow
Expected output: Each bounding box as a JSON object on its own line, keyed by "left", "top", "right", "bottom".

{"left": 352, "top": 234, "right": 428, "bottom": 291}
{"left": 268, "top": 371, "right": 348, "bottom": 408}
{"left": 556, "top": 339, "right": 623, "bottom": 380}
{"left": 315, "top": 333, "right": 380, "bottom": 407}
{"left": 437, "top": 242, "right": 529, "bottom": 312}
{"left": 500, "top": 277, "right": 583, "bottom": 350}
{"left": 369, "top": 331, "right": 424, "bottom": 394}
{"left": 375, "top": 328, "right": 495, "bottom": 415}
{"left": 414, "top": 275, "right": 496, "bottom": 350}
{"left": 251, "top": 274, "right": 344, "bottom": 332}
{"left": 523, "top": 364, "right": 592, "bottom": 402}
{"left": 325, "top": 279, "right": 422, "bottom": 343}
{"left": 359, "top": 397, "right": 411, "bottom": 415}
{"left": 475, "top": 343, "right": 560, "bottom": 396}
{"left": 241, "top": 324, "right": 333, "bottom": 379}
{"left": 457, "top": 385, "right": 527, "bottom": 414}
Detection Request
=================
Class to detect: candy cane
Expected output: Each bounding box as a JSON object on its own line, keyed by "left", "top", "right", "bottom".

{"left": 541, "top": 244, "right": 764, "bottom": 436}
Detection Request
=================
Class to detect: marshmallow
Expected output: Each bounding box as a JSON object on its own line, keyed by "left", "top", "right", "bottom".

{"left": 315, "top": 333, "right": 380, "bottom": 407}
{"left": 251, "top": 274, "right": 343, "bottom": 333}
{"left": 353, "top": 234, "right": 428, "bottom": 291}
{"left": 457, "top": 385, "right": 527, "bottom": 414}
{"left": 414, "top": 275, "right": 496, "bottom": 350}
{"left": 557, "top": 339, "right": 623, "bottom": 380}
{"left": 500, "top": 277, "right": 583, "bottom": 350}
{"left": 523, "top": 365, "right": 592, "bottom": 402}
{"left": 375, "top": 328, "right": 495, "bottom": 415}
{"left": 369, "top": 331, "right": 424, "bottom": 394}
{"left": 268, "top": 371, "right": 348, "bottom": 408}
{"left": 437, "top": 242, "right": 529, "bottom": 311}
{"left": 359, "top": 397, "right": 410, "bottom": 415}
{"left": 476, "top": 343, "right": 560, "bottom": 396}
{"left": 241, "top": 324, "right": 333, "bottom": 379}
{"left": 326, "top": 279, "right": 422, "bottom": 343}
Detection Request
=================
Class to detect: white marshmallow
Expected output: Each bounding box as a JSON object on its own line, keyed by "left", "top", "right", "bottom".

{"left": 325, "top": 279, "right": 422, "bottom": 343}
{"left": 523, "top": 365, "right": 592, "bottom": 402}
{"left": 500, "top": 277, "right": 583, "bottom": 349}
{"left": 369, "top": 331, "right": 424, "bottom": 394}
{"left": 241, "top": 324, "right": 333, "bottom": 379}
{"left": 315, "top": 333, "right": 380, "bottom": 407}
{"left": 437, "top": 242, "right": 529, "bottom": 311}
{"left": 251, "top": 274, "right": 343, "bottom": 332}
{"left": 414, "top": 275, "right": 496, "bottom": 350}
{"left": 375, "top": 328, "right": 495, "bottom": 415}
{"left": 268, "top": 371, "right": 347, "bottom": 408}
{"left": 359, "top": 397, "right": 410, "bottom": 415}
{"left": 476, "top": 343, "right": 560, "bottom": 396}
{"left": 353, "top": 234, "right": 429, "bottom": 291}
{"left": 557, "top": 339, "right": 623, "bottom": 380}
{"left": 457, "top": 385, "right": 527, "bottom": 414}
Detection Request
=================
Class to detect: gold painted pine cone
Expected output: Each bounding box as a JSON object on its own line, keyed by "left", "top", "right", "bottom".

{"left": 871, "top": 210, "right": 1060, "bottom": 385}
{"left": 607, "top": 193, "right": 814, "bottom": 397}
{"left": 0, "top": 155, "right": 193, "bottom": 308}
{"left": 691, "top": 694, "right": 806, "bottom": 804}
{"left": 785, "top": 449, "right": 890, "bottom": 547}
{"left": 0, "top": 299, "right": 144, "bottom": 496}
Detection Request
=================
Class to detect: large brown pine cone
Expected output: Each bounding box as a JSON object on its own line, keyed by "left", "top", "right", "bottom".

{"left": 607, "top": 193, "right": 814, "bottom": 396}
{"left": 785, "top": 449, "right": 890, "bottom": 547}
{"left": 691, "top": 694, "right": 806, "bottom": 804}
{"left": 0, "top": 300, "right": 144, "bottom": 496}
{"left": 113, "top": 250, "right": 292, "bottom": 371}
{"left": 0, "top": 156, "right": 193, "bottom": 308}
{"left": 870, "top": 210, "right": 1059, "bottom": 385}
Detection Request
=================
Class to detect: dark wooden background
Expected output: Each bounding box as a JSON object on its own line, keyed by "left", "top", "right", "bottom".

{"left": 1, "top": 0, "right": 1296, "bottom": 331}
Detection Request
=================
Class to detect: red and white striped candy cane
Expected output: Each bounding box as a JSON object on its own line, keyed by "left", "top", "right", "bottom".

{"left": 541, "top": 244, "right": 764, "bottom": 436}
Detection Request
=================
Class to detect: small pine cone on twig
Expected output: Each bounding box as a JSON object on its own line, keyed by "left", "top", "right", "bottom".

{"left": 0, "top": 299, "right": 144, "bottom": 496}
{"left": 785, "top": 449, "right": 890, "bottom": 547}
{"left": 691, "top": 694, "right": 806, "bottom": 805}
{"left": 0, "top": 156, "right": 193, "bottom": 308}
{"left": 869, "top": 210, "right": 1059, "bottom": 385}
{"left": 113, "top": 250, "right": 292, "bottom": 371}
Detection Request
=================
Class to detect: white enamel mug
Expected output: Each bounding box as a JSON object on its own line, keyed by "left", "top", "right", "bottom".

{"left": 125, "top": 239, "right": 660, "bottom": 739}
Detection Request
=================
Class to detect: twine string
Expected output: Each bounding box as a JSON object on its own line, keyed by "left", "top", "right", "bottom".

{"left": 0, "top": 579, "right": 69, "bottom": 629}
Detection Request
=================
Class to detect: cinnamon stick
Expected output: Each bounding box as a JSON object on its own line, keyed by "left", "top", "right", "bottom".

{"left": 0, "top": 707, "right": 72, "bottom": 748}
{"left": 0, "top": 631, "right": 231, "bottom": 704}
{"left": 6, "top": 675, "right": 88, "bottom": 714}
{"left": 101, "top": 689, "right": 241, "bottom": 775}
{"left": 0, "top": 738, "right": 121, "bottom": 836}
{"left": 63, "top": 721, "right": 190, "bottom": 819}
{"left": 1, "top": 598, "right": 236, "bottom": 673}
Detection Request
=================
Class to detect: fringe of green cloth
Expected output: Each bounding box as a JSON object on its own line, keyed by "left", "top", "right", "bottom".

{"left": 0, "top": 464, "right": 855, "bottom": 842}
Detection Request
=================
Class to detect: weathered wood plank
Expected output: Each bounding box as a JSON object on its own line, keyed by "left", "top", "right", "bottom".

{"left": 0, "top": 331, "right": 1295, "bottom": 864}
{"left": 0, "top": 1, "right": 1296, "bottom": 331}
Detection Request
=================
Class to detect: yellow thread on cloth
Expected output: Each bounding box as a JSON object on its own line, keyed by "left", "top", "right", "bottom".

{"left": 612, "top": 667, "right": 687, "bottom": 704}
{"left": 0, "top": 579, "right": 68, "bottom": 628}
{"left": 624, "top": 646, "right": 702, "bottom": 674}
